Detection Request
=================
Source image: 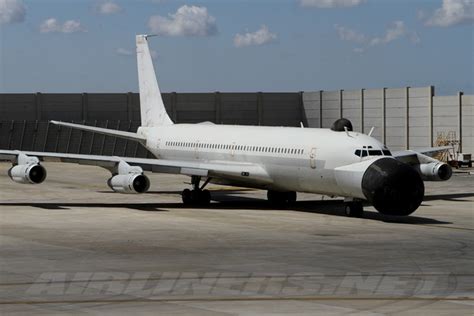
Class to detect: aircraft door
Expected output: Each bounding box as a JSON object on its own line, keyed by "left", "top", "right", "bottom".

{"left": 195, "top": 141, "right": 200, "bottom": 159}
{"left": 309, "top": 147, "right": 317, "bottom": 169}
{"left": 154, "top": 138, "right": 161, "bottom": 158}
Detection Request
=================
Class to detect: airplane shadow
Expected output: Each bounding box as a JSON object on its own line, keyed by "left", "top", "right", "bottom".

{"left": 423, "top": 192, "right": 474, "bottom": 202}
{"left": 1, "top": 190, "right": 466, "bottom": 225}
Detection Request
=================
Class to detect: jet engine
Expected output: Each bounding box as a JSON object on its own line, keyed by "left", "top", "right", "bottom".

{"left": 8, "top": 163, "right": 47, "bottom": 184}
{"left": 335, "top": 157, "right": 424, "bottom": 216}
{"left": 8, "top": 154, "right": 47, "bottom": 184}
{"left": 417, "top": 162, "right": 452, "bottom": 181}
{"left": 107, "top": 161, "right": 150, "bottom": 194}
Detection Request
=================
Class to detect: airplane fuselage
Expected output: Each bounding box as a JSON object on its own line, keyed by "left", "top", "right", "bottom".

{"left": 139, "top": 124, "right": 390, "bottom": 199}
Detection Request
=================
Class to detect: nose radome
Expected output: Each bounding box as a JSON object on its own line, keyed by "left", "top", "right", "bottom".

{"left": 362, "top": 158, "right": 424, "bottom": 216}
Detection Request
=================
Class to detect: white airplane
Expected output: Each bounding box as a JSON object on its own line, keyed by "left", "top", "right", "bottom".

{"left": 0, "top": 35, "right": 452, "bottom": 217}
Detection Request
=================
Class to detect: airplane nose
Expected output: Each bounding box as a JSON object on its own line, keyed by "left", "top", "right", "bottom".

{"left": 362, "top": 158, "right": 424, "bottom": 216}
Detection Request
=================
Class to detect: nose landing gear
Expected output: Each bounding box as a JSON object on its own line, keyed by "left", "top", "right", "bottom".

{"left": 181, "top": 176, "right": 212, "bottom": 206}
{"left": 344, "top": 201, "right": 364, "bottom": 217}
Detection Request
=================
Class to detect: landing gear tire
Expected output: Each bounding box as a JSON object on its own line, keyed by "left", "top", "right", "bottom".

{"left": 201, "top": 189, "right": 211, "bottom": 205}
{"left": 182, "top": 189, "right": 211, "bottom": 206}
{"left": 182, "top": 189, "right": 192, "bottom": 205}
{"left": 344, "top": 202, "right": 364, "bottom": 218}
{"left": 267, "top": 190, "right": 297, "bottom": 206}
{"left": 287, "top": 191, "right": 297, "bottom": 205}
{"left": 182, "top": 176, "right": 212, "bottom": 206}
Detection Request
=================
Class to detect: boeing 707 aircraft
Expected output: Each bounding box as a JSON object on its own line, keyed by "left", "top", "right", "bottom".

{"left": 0, "top": 35, "right": 452, "bottom": 217}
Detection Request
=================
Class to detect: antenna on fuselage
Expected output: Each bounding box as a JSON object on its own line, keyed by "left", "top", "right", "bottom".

{"left": 343, "top": 126, "right": 350, "bottom": 137}
{"left": 300, "top": 122, "right": 304, "bottom": 128}
{"left": 368, "top": 126, "right": 375, "bottom": 137}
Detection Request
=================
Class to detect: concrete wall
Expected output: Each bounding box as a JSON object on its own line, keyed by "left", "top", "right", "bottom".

{"left": 1, "top": 88, "right": 473, "bottom": 157}
{"left": 0, "top": 92, "right": 303, "bottom": 158}
{"left": 301, "top": 87, "right": 473, "bottom": 154}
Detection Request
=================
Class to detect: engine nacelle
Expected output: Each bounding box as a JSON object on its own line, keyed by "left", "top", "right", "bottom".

{"left": 107, "top": 173, "right": 150, "bottom": 194}
{"left": 8, "top": 164, "right": 47, "bottom": 184}
{"left": 335, "top": 157, "right": 425, "bottom": 216}
{"left": 417, "top": 162, "right": 452, "bottom": 181}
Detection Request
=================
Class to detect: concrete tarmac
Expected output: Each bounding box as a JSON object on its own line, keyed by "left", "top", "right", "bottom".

{"left": 0, "top": 162, "right": 473, "bottom": 315}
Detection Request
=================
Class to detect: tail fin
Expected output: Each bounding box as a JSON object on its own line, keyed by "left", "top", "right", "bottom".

{"left": 136, "top": 34, "right": 174, "bottom": 127}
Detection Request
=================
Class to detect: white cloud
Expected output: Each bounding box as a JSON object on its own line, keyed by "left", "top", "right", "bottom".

{"left": 147, "top": 5, "right": 217, "bottom": 37}
{"left": 97, "top": 1, "right": 122, "bottom": 15}
{"left": 116, "top": 48, "right": 133, "bottom": 56}
{"left": 334, "top": 24, "right": 366, "bottom": 43}
{"left": 335, "top": 21, "right": 420, "bottom": 53}
{"left": 409, "top": 32, "right": 421, "bottom": 44}
{"left": 234, "top": 25, "right": 277, "bottom": 48}
{"left": 425, "top": 0, "right": 474, "bottom": 27}
{"left": 369, "top": 20, "right": 406, "bottom": 46}
{"left": 300, "top": 0, "right": 365, "bottom": 8}
{"left": 0, "top": 0, "right": 25, "bottom": 25}
{"left": 40, "top": 18, "right": 84, "bottom": 33}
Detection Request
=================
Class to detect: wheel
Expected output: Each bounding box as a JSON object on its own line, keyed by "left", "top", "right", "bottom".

{"left": 267, "top": 190, "right": 284, "bottom": 204}
{"left": 344, "top": 202, "right": 364, "bottom": 217}
{"left": 191, "top": 190, "right": 202, "bottom": 204}
{"left": 286, "top": 191, "right": 297, "bottom": 204}
{"left": 200, "top": 189, "right": 211, "bottom": 205}
{"left": 182, "top": 189, "right": 192, "bottom": 205}
{"left": 267, "top": 190, "right": 277, "bottom": 203}
{"left": 267, "top": 190, "right": 296, "bottom": 206}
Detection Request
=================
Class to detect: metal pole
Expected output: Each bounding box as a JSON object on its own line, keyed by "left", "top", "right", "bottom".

{"left": 339, "top": 89, "right": 344, "bottom": 118}
{"left": 35, "top": 93, "right": 42, "bottom": 121}
{"left": 257, "top": 92, "right": 263, "bottom": 126}
{"left": 319, "top": 90, "right": 323, "bottom": 128}
{"left": 215, "top": 91, "right": 221, "bottom": 124}
{"left": 82, "top": 93, "right": 88, "bottom": 121}
{"left": 360, "top": 89, "right": 365, "bottom": 133}
{"left": 406, "top": 86, "right": 410, "bottom": 150}
{"left": 382, "top": 88, "right": 386, "bottom": 145}
{"left": 65, "top": 121, "right": 73, "bottom": 153}
{"left": 429, "top": 86, "right": 434, "bottom": 146}
{"left": 19, "top": 120, "right": 26, "bottom": 150}
{"left": 459, "top": 91, "right": 463, "bottom": 152}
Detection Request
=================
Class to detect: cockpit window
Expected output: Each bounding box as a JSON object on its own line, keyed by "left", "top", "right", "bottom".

{"left": 354, "top": 149, "right": 368, "bottom": 157}
{"left": 355, "top": 148, "right": 389, "bottom": 157}
{"left": 368, "top": 150, "right": 383, "bottom": 156}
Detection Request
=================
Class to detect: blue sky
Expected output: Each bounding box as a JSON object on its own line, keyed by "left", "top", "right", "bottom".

{"left": 0, "top": 0, "right": 473, "bottom": 95}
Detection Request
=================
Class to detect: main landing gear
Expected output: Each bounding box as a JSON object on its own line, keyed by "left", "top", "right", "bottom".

{"left": 182, "top": 176, "right": 211, "bottom": 206}
{"left": 344, "top": 200, "right": 364, "bottom": 217}
{"left": 267, "top": 190, "right": 297, "bottom": 205}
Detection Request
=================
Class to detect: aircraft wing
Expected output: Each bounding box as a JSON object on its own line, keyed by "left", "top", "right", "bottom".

{"left": 393, "top": 146, "right": 451, "bottom": 159}
{"left": 392, "top": 146, "right": 451, "bottom": 165}
{"left": 0, "top": 150, "right": 273, "bottom": 185}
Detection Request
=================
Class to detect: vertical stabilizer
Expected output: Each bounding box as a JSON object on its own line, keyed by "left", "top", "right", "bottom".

{"left": 136, "top": 35, "right": 174, "bottom": 127}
